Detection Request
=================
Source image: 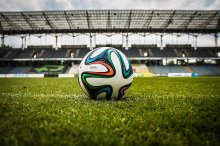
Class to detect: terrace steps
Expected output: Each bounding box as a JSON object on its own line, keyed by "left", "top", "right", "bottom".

{"left": 148, "top": 49, "right": 153, "bottom": 57}
{"left": 174, "top": 49, "right": 180, "bottom": 57}
{"left": 29, "top": 50, "right": 35, "bottom": 58}
{"left": 75, "top": 49, "right": 80, "bottom": 57}
{"left": 3, "top": 51, "right": 11, "bottom": 58}
{"left": 183, "top": 49, "right": 190, "bottom": 57}
{"left": 65, "top": 49, "right": 71, "bottom": 57}
{"left": 184, "top": 66, "right": 194, "bottom": 73}
{"left": 39, "top": 50, "right": 45, "bottom": 57}
{"left": 138, "top": 49, "right": 143, "bottom": 56}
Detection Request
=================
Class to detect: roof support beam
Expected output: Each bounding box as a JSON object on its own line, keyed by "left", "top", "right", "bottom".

{"left": 125, "top": 11, "right": 132, "bottom": 33}
{"left": 160, "top": 35, "right": 163, "bottom": 50}
{"left": 216, "top": 15, "right": 220, "bottom": 33}
{"left": 214, "top": 34, "right": 218, "bottom": 47}
{"left": 128, "top": 11, "right": 132, "bottom": 30}
{"left": 0, "top": 15, "right": 3, "bottom": 32}
{"left": 163, "top": 11, "right": 176, "bottom": 32}
{"left": 194, "top": 35, "right": 197, "bottom": 50}
{"left": 55, "top": 35, "right": 58, "bottom": 50}
{"left": 181, "top": 11, "right": 197, "bottom": 30}
{"left": 86, "top": 11, "right": 91, "bottom": 31}
{"left": 0, "top": 12, "right": 23, "bottom": 30}
{"left": 89, "top": 34, "right": 93, "bottom": 50}
{"left": 64, "top": 11, "right": 73, "bottom": 29}
{"left": 0, "top": 22, "right": 2, "bottom": 33}
{"left": 1, "top": 35, "right": 4, "bottom": 47}
{"left": 106, "top": 11, "right": 112, "bottom": 30}
{"left": 125, "top": 34, "right": 128, "bottom": 50}
{"left": 143, "top": 11, "right": 154, "bottom": 29}
{"left": 42, "top": 12, "right": 56, "bottom": 30}
{"left": 21, "top": 12, "right": 39, "bottom": 30}
{"left": 198, "top": 11, "right": 219, "bottom": 29}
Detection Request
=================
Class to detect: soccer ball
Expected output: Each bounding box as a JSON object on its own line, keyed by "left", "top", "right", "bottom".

{"left": 78, "top": 47, "right": 133, "bottom": 100}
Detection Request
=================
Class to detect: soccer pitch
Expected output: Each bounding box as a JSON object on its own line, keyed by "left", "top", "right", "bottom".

{"left": 0, "top": 77, "right": 220, "bottom": 146}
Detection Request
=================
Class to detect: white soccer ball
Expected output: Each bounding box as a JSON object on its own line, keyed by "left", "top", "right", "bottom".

{"left": 78, "top": 47, "right": 133, "bottom": 100}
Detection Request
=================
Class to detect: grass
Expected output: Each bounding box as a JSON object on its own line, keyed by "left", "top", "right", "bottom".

{"left": 0, "top": 77, "right": 220, "bottom": 146}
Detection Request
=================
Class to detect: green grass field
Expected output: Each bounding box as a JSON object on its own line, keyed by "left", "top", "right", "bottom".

{"left": 0, "top": 77, "right": 220, "bottom": 146}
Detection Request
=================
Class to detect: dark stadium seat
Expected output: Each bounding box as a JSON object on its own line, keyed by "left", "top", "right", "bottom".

{"left": 78, "top": 48, "right": 90, "bottom": 58}
{"left": 5, "top": 49, "right": 21, "bottom": 59}
{"left": 7, "top": 66, "right": 32, "bottom": 74}
{"left": 197, "top": 48, "right": 216, "bottom": 57}
{"left": 150, "top": 48, "right": 166, "bottom": 57}
{"left": 127, "top": 48, "right": 141, "bottom": 57}
{"left": 184, "top": 49, "right": 201, "bottom": 57}
{"left": 52, "top": 48, "right": 68, "bottom": 58}
{"left": 164, "top": 48, "right": 180, "bottom": 57}
{"left": 0, "top": 49, "right": 9, "bottom": 58}
{"left": 190, "top": 66, "right": 220, "bottom": 76}
{"left": 0, "top": 66, "right": 13, "bottom": 74}
{"left": 149, "top": 66, "right": 189, "bottom": 74}
{"left": 39, "top": 49, "right": 55, "bottom": 58}
{"left": 16, "top": 49, "right": 38, "bottom": 58}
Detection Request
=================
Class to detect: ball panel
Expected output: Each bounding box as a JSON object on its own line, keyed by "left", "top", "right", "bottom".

{"left": 85, "top": 48, "right": 109, "bottom": 65}
{"left": 96, "top": 92, "right": 107, "bottom": 100}
{"left": 107, "top": 49, "right": 133, "bottom": 79}
{"left": 90, "top": 47, "right": 108, "bottom": 58}
{"left": 79, "top": 63, "right": 108, "bottom": 73}
{"left": 118, "top": 82, "right": 132, "bottom": 99}
{"left": 78, "top": 75, "right": 90, "bottom": 97}
{"left": 81, "top": 72, "right": 113, "bottom": 99}
{"left": 117, "top": 50, "right": 130, "bottom": 71}
{"left": 88, "top": 61, "right": 115, "bottom": 76}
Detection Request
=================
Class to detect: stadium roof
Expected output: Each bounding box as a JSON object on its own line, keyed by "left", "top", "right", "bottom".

{"left": 0, "top": 10, "right": 220, "bottom": 35}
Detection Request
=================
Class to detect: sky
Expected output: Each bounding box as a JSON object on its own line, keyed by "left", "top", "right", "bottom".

{"left": 0, "top": 0, "right": 220, "bottom": 48}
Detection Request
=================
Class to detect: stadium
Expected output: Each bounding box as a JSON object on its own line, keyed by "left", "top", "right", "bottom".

{"left": 0, "top": 6, "right": 220, "bottom": 146}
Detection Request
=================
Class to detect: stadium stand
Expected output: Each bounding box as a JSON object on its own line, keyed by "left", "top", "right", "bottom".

{"left": 13, "top": 45, "right": 51, "bottom": 58}
{"left": 52, "top": 48, "right": 68, "bottom": 58}
{"left": 39, "top": 49, "right": 54, "bottom": 58}
{"left": 190, "top": 66, "right": 220, "bottom": 76}
{"left": 61, "top": 45, "right": 89, "bottom": 58}
{"left": 132, "top": 64, "right": 150, "bottom": 73}
{"left": 0, "top": 48, "right": 21, "bottom": 59}
{"left": 1, "top": 45, "right": 219, "bottom": 59}
{"left": 196, "top": 47, "right": 216, "bottom": 57}
{"left": 207, "top": 66, "right": 220, "bottom": 74}
{"left": 1, "top": 45, "right": 219, "bottom": 77}
{"left": 62, "top": 45, "right": 74, "bottom": 57}
{"left": 127, "top": 48, "right": 141, "bottom": 57}
{"left": 32, "top": 65, "right": 68, "bottom": 74}
{"left": 96, "top": 44, "right": 123, "bottom": 49}
{"left": 149, "top": 66, "right": 189, "bottom": 74}
{"left": 78, "top": 48, "right": 90, "bottom": 58}
{"left": 4, "top": 49, "right": 21, "bottom": 59}
{"left": 0, "top": 48, "right": 9, "bottom": 58}
{"left": 16, "top": 49, "right": 35, "bottom": 58}
{"left": 184, "top": 48, "right": 201, "bottom": 57}
{"left": 0, "top": 66, "right": 13, "bottom": 74}
{"left": 127, "top": 45, "right": 157, "bottom": 57}
{"left": 7, "top": 66, "right": 32, "bottom": 74}
{"left": 150, "top": 48, "right": 166, "bottom": 57}
{"left": 164, "top": 45, "right": 182, "bottom": 57}
{"left": 66, "top": 64, "right": 79, "bottom": 74}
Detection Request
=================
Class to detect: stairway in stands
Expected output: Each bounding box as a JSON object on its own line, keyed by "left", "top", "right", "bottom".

{"left": 184, "top": 66, "right": 194, "bottom": 73}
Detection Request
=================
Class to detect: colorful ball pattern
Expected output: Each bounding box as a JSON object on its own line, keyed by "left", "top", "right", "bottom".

{"left": 78, "top": 47, "right": 133, "bottom": 100}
